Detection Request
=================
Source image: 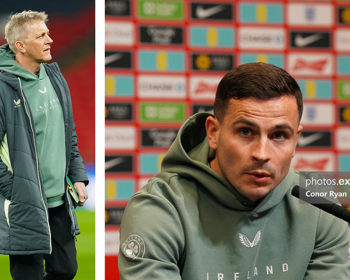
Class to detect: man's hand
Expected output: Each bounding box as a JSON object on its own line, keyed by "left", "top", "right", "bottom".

{"left": 74, "top": 182, "right": 88, "bottom": 206}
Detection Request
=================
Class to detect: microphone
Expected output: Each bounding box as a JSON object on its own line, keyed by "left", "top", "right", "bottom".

{"left": 291, "top": 185, "right": 350, "bottom": 223}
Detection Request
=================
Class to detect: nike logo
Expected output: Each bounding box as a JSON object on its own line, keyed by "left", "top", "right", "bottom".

{"left": 105, "top": 53, "right": 123, "bottom": 65}
{"left": 196, "top": 5, "right": 224, "bottom": 19}
{"left": 39, "top": 87, "right": 47, "bottom": 94}
{"left": 298, "top": 132, "right": 324, "bottom": 147}
{"left": 295, "top": 33, "right": 323, "bottom": 47}
{"left": 105, "top": 157, "right": 125, "bottom": 170}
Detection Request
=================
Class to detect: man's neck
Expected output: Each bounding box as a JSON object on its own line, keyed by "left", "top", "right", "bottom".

{"left": 15, "top": 55, "right": 40, "bottom": 75}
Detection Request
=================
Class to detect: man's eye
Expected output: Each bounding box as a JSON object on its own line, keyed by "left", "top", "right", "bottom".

{"left": 274, "top": 132, "right": 286, "bottom": 140}
{"left": 239, "top": 128, "right": 251, "bottom": 137}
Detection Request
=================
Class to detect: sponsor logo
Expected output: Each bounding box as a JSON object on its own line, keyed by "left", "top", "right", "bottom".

{"left": 105, "top": 0, "right": 131, "bottom": 16}
{"left": 192, "top": 104, "right": 214, "bottom": 115}
{"left": 297, "top": 131, "right": 332, "bottom": 148}
{"left": 105, "top": 126, "right": 135, "bottom": 149}
{"left": 13, "top": 99, "right": 21, "bottom": 108}
{"left": 240, "top": 3, "right": 283, "bottom": 24}
{"left": 105, "top": 231, "right": 120, "bottom": 255}
{"left": 139, "top": 25, "right": 183, "bottom": 45}
{"left": 190, "top": 26, "right": 234, "bottom": 48}
{"left": 140, "top": 102, "right": 186, "bottom": 122}
{"left": 105, "top": 51, "right": 132, "bottom": 69}
{"left": 338, "top": 81, "right": 350, "bottom": 100}
{"left": 335, "top": 29, "right": 350, "bottom": 51}
{"left": 338, "top": 7, "right": 350, "bottom": 24}
{"left": 122, "top": 234, "right": 146, "bottom": 260}
{"left": 105, "top": 22, "right": 133, "bottom": 45}
{"left": 239, "top": 230, "right": 261, "bottom": 248}
{"left": 337, "top": 55, "right": 350, "bottom": 75}
{"left": 105, "top": 75, "right": 134, "bottom": 97}
{"left": 138, "top": 75, "right": 186, "bottom": 98}
{"left": 191, "top": 2, "right": 233, "bottom": 21}
{"left": 288, "top": 54, "right": 333, "bottom": 76}
{"left": 297, "top": 79, "right": 332, "bottom": 100}
{"left": 301, "top": 104, "right": 334, "bottom": 125}
{"left": 105, "top": 103, "right": 133, "bottom": 121}
{"left": 141, "top": 128, "right": 178, "bottom": 148}
{"left": 106, "top": 179, "right": 135, "bottom": 201}
{"left": 140, "top": 153, "right": 165, "bottom": 174}
{"left": 337, "top": 128, "right": 350, "bottom": 150}
{"left": 238, "top": 27, "right": 285, "bottom": 50}
{"left": 339, "top": 155, "right": 350, "bottom": 172}
{"left": 105, "top": 155, "right": 133, "bottom": 173}
{"left": 292, "top": 153, "right": 334, "bottom": 171}
{"left": 240, "top": 53, "right": 284, "bottom": 68}
{"left": 339, "top": 106, "right": 350, "bottom": 123}
{"left": 105, "top": 207, "right": 125, "bottom": 225}
{"left": 190, "top": 76, "right": 221, "bottom": 99}
{"left": 290, "top": 31, "right": 330, "bottom": 49}
{"left": 137, "top": 0, "right": 184, "bottom": 20}
{"left": 191, "top": 53, "right": 233, "bottom": 72}
{"left": 39, "top": 87, "right": 47, "bottom": 94}
{"left": 287, "top": 4, "right": 333, "bottom": 26}
{"left": 139, "top": 50, "right": 184, "bottom": 72}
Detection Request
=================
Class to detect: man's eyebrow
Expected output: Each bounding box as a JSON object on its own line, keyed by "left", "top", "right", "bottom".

{"left": 232, "top": 118, "right": 295, "bottom": 133}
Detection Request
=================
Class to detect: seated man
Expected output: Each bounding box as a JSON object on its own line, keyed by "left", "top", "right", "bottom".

{"left": 119, "top": 62, "right": 350, "bottom": 280}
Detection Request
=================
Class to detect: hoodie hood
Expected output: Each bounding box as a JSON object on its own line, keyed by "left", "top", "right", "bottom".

{"left": 161, "top": 112, "right": 297, "bottom": 213}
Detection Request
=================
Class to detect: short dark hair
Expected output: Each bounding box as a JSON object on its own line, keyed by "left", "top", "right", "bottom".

{"left": 214, "top": 62, "right": 303, "bottom": 123}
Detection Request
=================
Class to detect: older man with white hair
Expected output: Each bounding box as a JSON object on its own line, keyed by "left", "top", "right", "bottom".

{"left": 0, "top": 10, "right": 88, "bottom": 279}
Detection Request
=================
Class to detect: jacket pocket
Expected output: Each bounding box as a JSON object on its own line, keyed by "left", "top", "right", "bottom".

{"left": 4, "top": 199, "right": 11, "bottom": 227}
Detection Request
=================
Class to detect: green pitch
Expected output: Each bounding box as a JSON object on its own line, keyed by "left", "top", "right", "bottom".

{"left": 0, "top": 210, "right": 95, "bottom": 279}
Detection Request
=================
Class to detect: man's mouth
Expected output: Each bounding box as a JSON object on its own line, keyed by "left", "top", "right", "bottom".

{"left": 246, "top": 171, "right": 271, "bottom": 183}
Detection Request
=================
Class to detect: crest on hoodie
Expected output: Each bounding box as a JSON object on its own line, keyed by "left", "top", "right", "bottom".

{"left": 122, "top": 234, "right": 146, "bottom": 260}
{"left": 239, "top": 230, "right": 261, "bottom": 248}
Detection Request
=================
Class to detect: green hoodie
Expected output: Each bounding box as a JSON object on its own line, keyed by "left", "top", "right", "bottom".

{"left": 0, "top": 44, "right": 66, "bottom": 208}
{"left": 119, "top": 112, "right": 350, "bottom": 280}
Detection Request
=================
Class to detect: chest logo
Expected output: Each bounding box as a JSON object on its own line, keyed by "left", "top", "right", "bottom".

{"left": 39, "top": 87, "right": 47, "bottom": 94}
{"left": 122, "top": 234, "right": 146, "bottom": 260}
{"left": 14, "top": 99, "right": 21, "bottom": 108}
{"left": 239, "top": 230, "right": 261, "bottom": 248}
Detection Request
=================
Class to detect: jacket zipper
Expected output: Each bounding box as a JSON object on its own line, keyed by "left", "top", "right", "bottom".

{"left": 18, "top": 78, "right": 52, "bottom": 253}
{"left": 65, "top": 175, "right": 76, "bottom": 236}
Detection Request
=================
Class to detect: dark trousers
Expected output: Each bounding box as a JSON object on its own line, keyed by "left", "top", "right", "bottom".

{"left": 9, "top": 204, "right": 77, "bottom": 280}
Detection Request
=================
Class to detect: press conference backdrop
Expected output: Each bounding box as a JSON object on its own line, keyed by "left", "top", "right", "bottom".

{"left": 105, "top": 0, "right": 350, "bottom": 279}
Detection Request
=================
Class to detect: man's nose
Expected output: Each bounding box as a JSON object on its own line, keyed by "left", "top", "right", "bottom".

{"left": 46, "top": 35, "right": 53, "bottom": 44}
{"left": 251, "top": 137, "right": 271, "bottom": 163}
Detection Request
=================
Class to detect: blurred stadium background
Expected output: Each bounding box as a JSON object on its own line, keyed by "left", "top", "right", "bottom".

{"left": 0, "top": 0, "right": 95, "bottom": 279}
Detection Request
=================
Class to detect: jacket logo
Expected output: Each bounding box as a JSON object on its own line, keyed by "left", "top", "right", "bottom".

{"left": 39, "top": 87, "right": 47, "bottom": 94}
{"left": 239, "top": 230, "right": 261, "bottom": 248}
{"left": 14, "top": 99, "right": 21, "bottom": 108}
{"left": 122, "top": 234, "right": 146, "bottom": 260}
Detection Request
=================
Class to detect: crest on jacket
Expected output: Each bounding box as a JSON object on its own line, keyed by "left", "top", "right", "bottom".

{"left": 239, "top": 230, "right": 261, "bottom": 248}
{"left": 14, "top": 99, "right": 21, "bottom": 108}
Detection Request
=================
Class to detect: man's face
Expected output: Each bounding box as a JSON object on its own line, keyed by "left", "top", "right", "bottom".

{"left": 21, "top": 20, "right": 53, "bottom": 64}
{"left": 206, "top": 96, "right": 302, "bottom": 202}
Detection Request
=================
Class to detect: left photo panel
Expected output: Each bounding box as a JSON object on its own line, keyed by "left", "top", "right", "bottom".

{"left": 0, "top": 1, "right": 95, "bottom": 279}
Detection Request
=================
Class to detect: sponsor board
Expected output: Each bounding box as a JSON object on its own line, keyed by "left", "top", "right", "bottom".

{"left": 338, "top": 7, "right": 350, "bottom": 24}
{"left": 290, "top": 31, "right": 331, "bottom": 49}
{"left": 105, "top": 51, "right": 132, "bottom": 69}
{"left": 137, "top": 0, "right": 184, "bottom": 20}
{"left": 138, "top": 50, "right": 184, "bottom": 72}
{"left": 140, "top": 153, "right": 165, "bottom": 174}
{"left": 105, "top": 75, "right": 134, "bottom": 97}
{"left": 105, "top": 230, "right": 120, "bottom": 255}
{"left": 105, "top": 126, "right": 135, "bottom": 149}
{"left": 190, "top": 2, "right": 233, "bottom": 21}
{"left": 105, "top": 155, "right": 133, "bottom": 173}
{"left": 105, "top": 103, "right": 133, "bottom": 121}
{"left": 337, "top": 128, "right": 350, "bottom": 150}
{"left": 339, "top": 154, "right": 350, "bottom": 172}
{"left": 292, "top": 152, "right": 334, "bottom": 171}
{"left": 301, "top": 103, "right": 334, "bottom": 125}
{"left": 240, "top": 53, "right": 284, "bottom": 68}
{"left": 335, "top": 29, "right": 350, "bottom": 51}
{"left": 287, "top": 53, "right": 333, "bottom": 76}
{"left": 287, "top": 3, "right": 333, "bottom": 26}
{"left": 105, "top": 207, "right": 125, "bottom": 226}
{"left": 297, "top": 79, "right": 332, "bottom": 99}
{"left": 239, "top": 3, "right": 283, "bottom": 24}
{"left": 139, "top": 25, "right": 183, "bottom": 45}
{"left": 189, "top": 76, "right": 221, "bottom": 99}
{"left": 338, "top": 81, "right": 350, "bottom": 100}
{"left": 106, "top": 0, "right": 131, "bottom": 17}
{"left": 138, "top": 75, "right": 186, "bottom": 98}
{"left": 106, "top": 179, "right": 135, "bottom": 201}
{"left": 238, "top": 27, "right": 285, "bottom": 50}
{"left": 337, "top": 56, "right": 350, "bottom": 75}
{"left": 297, "top": 130, "right": 332, "bottom": 148}
{"left": 191, "top": 53, "right": 233, "bottom": 72}
{"left": 190, "top": 26, "right": 234, "bottom": 48}
{"left": 139, "top": 102, "right": 186, "bottom": 122}
{"left": 105, "top": 22, "right": 134, "bottom": 45}
{"left": 192, "top": 104, "right": 214, "bottom": 115}
{"left": 141, "top": 128, "right": 178, "bottom": 148}
{"left": 339, "top": 105, "right": 350, "bottom": 123}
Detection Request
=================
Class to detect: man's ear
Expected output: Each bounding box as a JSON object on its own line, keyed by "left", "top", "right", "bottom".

{"left": 292, "top": 124, "right": 303, "bottom": 158}
{"left": 15, "top": 40, "right": 26, "bottom": 54}
{"left": 206, "top": 116, "right": 219, "bottom": 151}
